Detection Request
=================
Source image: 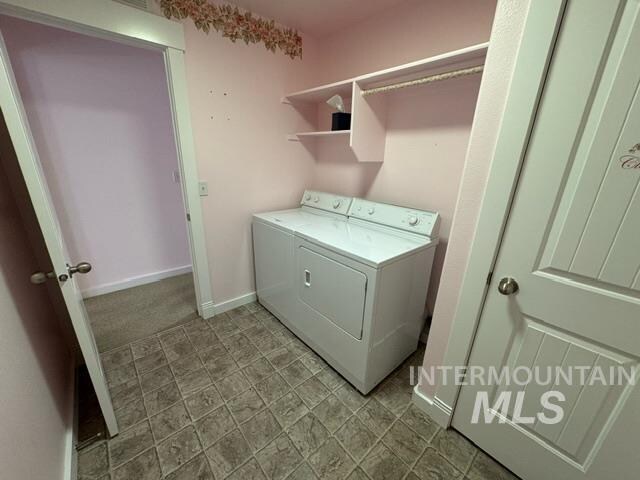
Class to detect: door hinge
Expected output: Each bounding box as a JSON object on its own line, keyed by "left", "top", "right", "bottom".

{"left": 486, "top": 271, "right": 494, "bottom": 286}
{"left": 186, "top": 213, "right": 191, "bottom": 222}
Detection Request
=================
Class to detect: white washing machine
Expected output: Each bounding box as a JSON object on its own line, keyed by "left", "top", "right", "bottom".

{"left": 291, "top": 198, "right": 439, "bottom": 393}
{"left": 253, "top": 192, "right": 439, "bottom": 394}
{"left": 252, "top": 191, "right": 352, "bottom": 323}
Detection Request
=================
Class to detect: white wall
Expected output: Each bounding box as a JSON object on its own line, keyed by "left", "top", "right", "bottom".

{"left": 0, "top": 123, "right": 73, "bottom": 480}
{"left": 0, "top": 15, "right": 191, "bottom": 297}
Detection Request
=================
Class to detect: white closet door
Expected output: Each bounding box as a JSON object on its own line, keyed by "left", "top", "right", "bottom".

{"left": 453, "top": 1, "right": 640, "bottom": 478}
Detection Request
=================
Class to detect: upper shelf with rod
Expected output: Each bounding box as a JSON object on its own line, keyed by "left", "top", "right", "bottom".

{"left": 283, "top": 42, "right": 489, "bottom": 161}
{"left": 284, "top": 42, "right": 488, "bottom": 103}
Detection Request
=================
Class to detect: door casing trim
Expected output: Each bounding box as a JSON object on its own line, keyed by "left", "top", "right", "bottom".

{"left": 417, "top": 0, "right": 568, "bottom": 426}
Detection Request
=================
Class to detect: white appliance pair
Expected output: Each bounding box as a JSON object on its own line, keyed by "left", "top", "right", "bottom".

{"left": 252, "top": 191, "right": 439, "bottom": 393}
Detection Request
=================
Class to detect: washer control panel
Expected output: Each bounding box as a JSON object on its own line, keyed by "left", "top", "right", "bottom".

{"left": 301, "top": 190, "right": 352, "bottom": 215}
{"left": 348, "top": 198, "right": 440, "bottom": 238}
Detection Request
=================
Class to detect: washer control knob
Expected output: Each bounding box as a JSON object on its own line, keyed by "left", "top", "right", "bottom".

{"left": 313, "top": 196, "right": 319, "bottom": 203}
{"left": 333, "top": 200, "right": 342, "bottom": 209}
{"left": 408, "top": 216, "right": 419, "bottom": 226}
{"left": 305, "top": 194, "right": 311, "bottom": 201}
{"left": 368, "top": 207, "right": 375, "bottom": 215}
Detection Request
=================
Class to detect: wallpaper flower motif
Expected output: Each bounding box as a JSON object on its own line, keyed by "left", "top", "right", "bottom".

{"left": 159, "top": 0, "right": 303, "bottom": 59}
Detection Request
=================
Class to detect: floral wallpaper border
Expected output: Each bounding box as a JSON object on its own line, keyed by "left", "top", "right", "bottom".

{"left": 159, "top": 0, "right": 303, "bottom": 59}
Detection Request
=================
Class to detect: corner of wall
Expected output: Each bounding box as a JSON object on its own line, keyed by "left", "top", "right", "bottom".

{"left": 418, "top": 0, "right": 533, "bottom": 398}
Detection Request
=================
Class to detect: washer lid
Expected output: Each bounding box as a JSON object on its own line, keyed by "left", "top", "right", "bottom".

{"left": 253, "top": 208, "right": 326, "bottom": 232}
{"left": 294, "top": 218, "right": 435, "bottom": 267}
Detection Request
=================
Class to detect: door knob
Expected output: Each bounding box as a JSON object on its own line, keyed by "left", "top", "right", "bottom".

{"left": 498, "top": 277, "right": 519, "bottom": 295}
{"left": 30, "top": 271, "right": 55, "bottom": 284}
{"left": 68, "top": 261, "right": 92, "bottom": 277}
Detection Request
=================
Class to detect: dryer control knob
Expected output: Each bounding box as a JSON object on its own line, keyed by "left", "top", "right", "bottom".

{"left": 313, "top": 196, "right": 319, "bottom": 203}
{"left": 333, "top": 200, "right": 342, "bottom": 209}
{"left": 305, "top": 194, "right": 311, "bottom": 201}
{"left": 408, "top": 216, "right": 419, "bottom": 226}
{"left": 368, "top": 207, "right": 375, "bottom": 215}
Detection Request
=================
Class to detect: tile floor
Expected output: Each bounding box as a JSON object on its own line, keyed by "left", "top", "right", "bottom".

{"left": 78, "top": 302, "right": 519, "bottom": 480}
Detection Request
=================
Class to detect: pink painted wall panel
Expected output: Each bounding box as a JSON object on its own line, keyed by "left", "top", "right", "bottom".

{"left": 182, "top": 23, "right": 321, "bottom": 303}
{"left": 315, "top": 0, "right": 498, "bottom": 83}
{"left": 0, "top": 149, "right": 72, "bottom": 480}
{"left": 0, "top": 15, "right": 191, "bottom": 295}
{"left": 419, "top": 0, "right": 531, "bottom": 398}
{"left": 310, "top": 0, "right": 496, "bottom": 313}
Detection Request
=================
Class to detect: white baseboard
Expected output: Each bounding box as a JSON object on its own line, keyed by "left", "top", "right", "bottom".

{"left": 64, "top": 362, "right": 77, "bottom": 480}
{"left": 200, "top": 300, "right": 216, "bottom": 320}
{"left": 210, "top": 291, "right": 257, "bottom": 316}
{"left": 81, "top": 265, "right": 192, "bottom": 298}
{"left": 412, "top": 385, "right": 453, "bottom": 428}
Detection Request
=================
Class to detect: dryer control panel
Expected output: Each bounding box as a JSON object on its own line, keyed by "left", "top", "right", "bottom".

{"left": 348, "top": 198, "right": 440, "bottom": 238}
{"left": 301, "top": 190, "right": 352, "bottom": 216}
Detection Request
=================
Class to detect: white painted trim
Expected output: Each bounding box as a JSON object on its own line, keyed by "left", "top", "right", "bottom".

{"left": 412, "top": 385, "right": 454, "bottom": 428}
{"left": 213, "top": 291, "right": 257, "bottom": 315}
{"left": 201, "top": 300, "right": 216, "bottom": 320}
{"left": 164, "top": 48, "right": 214, "bottom": 320}
{"left": 0, "top": 0, "right": 184, "bottom": 50}
{"left": 429, "top": 0, "right": 566, "bottom": 427}
{"left": 81, "top": 265, "right": 192, "bottom": 298}
{"left": 63, "top": 361, "right": 77, "bottom": 480}
{"left": 201, "top": 292, "right": 258, "bottom": 320}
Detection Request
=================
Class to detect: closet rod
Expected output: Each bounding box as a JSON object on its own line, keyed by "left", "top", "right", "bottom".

{"left": 361, "top": 64, "right": 484, "bottom": 96}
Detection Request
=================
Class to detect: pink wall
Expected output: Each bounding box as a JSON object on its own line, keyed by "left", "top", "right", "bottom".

{"left": 0, "top": 15, "right": 191, "bottom": 296}
{"left": 182, "top": 14, "right": 321, "bottom": 304}
{"left": 181, "top": 0, "right": 496, "bottom": 311}
{"left": 314, "top": 0, "right": 498, "bottom": 83}
{"left": 0, "top": 132, "right": 72, "bottom": 480}
{"left": 419, "top": 0, "right": 531, "bottom": 398}
{"left": 309, "top": 0, "right": 497, "bottom": 312}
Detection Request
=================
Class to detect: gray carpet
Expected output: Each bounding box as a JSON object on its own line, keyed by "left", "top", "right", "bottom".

{"left": 85, "top": 273, "right": 199, "bottom": 352}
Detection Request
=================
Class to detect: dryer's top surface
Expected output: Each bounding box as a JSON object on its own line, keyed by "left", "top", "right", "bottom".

{"left": 294, "top": 218, "right": 436, "bottom": 267}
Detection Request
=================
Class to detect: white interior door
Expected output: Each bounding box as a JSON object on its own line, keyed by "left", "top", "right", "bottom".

{"left": 0, "top": 30, "right": 118, "bottom": 436}
{"left": 453, "top": 0, "right": 640, "bottom": 478}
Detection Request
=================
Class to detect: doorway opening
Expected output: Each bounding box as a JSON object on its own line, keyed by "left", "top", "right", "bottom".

{"left": 0, "top": 15, "right": 199, "bottom": 350}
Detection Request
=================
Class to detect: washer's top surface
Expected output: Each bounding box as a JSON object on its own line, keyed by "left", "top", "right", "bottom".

{"left": 294, "top": 218, "right": 435, "bottom": 267}
{"left": 253, "top": 208, "right": 347, "bottom": 233}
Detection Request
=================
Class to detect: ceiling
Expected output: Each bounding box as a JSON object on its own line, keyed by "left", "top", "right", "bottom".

{"left": 226, "top": 0, "right": 409, "bottom": 37}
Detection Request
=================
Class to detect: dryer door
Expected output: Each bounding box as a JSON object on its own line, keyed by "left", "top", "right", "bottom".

{"left": 298, "top": 245, "right": 366, "bottom": 339}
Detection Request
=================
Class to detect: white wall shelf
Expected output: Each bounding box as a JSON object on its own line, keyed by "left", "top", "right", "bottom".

{"left": 287, "top": 130, "right": 351, "bottom": 142}
{"left": 284, "top": 42, "right": 488, "bottom": 162}
{"left": 283, "top": 79, "right": 354, "bottom": 104}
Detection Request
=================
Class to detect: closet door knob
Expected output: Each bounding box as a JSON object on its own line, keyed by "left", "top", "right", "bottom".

{"left": 498, "top": 277, "right": 519, "bottom": 295}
